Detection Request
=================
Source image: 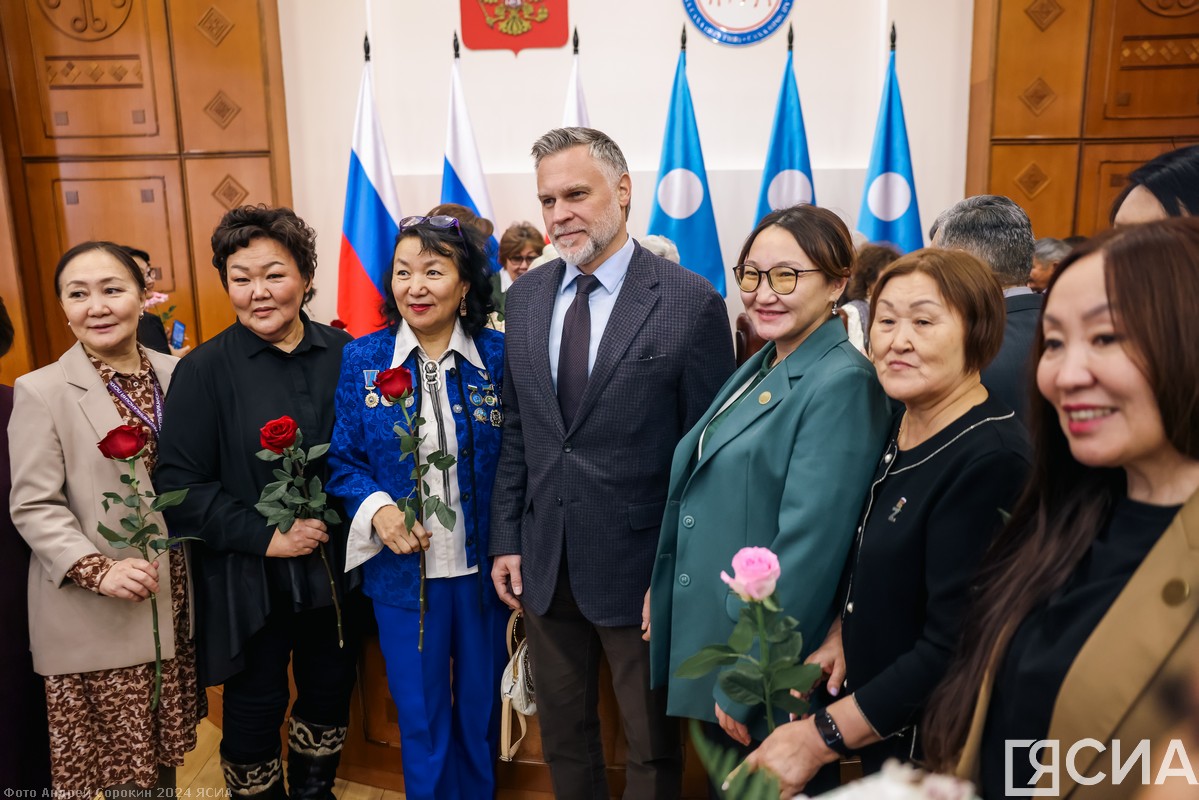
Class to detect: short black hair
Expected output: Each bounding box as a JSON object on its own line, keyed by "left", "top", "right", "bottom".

{"left": 53, "top": 241, "right": 146, "bottom": 296}
{"left": 1110, "top": 145, "right": 1199, "bottom": 221}
{"left": 0, "top": 296, "right": 14, "bottom": 359}
{"left": 123, "top": 246, "right": 150, "bottom": 264}
{"left": 382, "top": 220, "right": 495, "bottom": 337}
{"left": 211, "top": 205, "right": 318, "bottom": 304}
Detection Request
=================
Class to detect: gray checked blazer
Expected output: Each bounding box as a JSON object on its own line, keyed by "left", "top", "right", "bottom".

{"left": 489, "top": 240, "right": 735, "bottom": 627}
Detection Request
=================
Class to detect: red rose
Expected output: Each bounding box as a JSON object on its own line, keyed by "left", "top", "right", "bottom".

{"left": 375, "top": 366, "right": 414, "bottom": 401}
{"left": 97, "top": 425, "right": 148, "bottom": 461}
{"left": 260, "top": 416, "right": 300, "bottom": 453}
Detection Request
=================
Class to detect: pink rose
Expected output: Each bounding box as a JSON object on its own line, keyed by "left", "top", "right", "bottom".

{"left": 720, "top": 547, "right": 780, "bottom": 602}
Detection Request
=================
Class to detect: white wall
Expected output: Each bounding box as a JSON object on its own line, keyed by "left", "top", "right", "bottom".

{"left": 278, "top": 1, "right": 974, "bottom": 324}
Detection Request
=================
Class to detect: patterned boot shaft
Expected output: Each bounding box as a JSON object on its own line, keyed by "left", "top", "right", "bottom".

{"left": 220, "top": 755, "right": 286, "bottom": 800}
{"left": 286, "top": 717, "right": 347, "bottom": 800}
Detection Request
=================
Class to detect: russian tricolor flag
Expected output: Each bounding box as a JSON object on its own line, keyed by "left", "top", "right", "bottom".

{"left": 337, "top": 47, "right": 401, "bottom": 337}
{"left": 441, "top": 54, "right": 499, "bottom": 268}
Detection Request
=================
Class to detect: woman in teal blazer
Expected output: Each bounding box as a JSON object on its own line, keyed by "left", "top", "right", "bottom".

{"left": 648, "top": 206, "right": 890, "bottom": 781}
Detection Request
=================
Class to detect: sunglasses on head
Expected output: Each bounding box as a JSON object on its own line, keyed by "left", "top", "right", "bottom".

{"left": 398, "top": 215, "right": 463, "bottom": 237}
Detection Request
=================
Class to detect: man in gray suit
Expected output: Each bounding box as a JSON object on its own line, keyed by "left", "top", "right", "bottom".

{"left": 930, "top": 195, "right": 1040, "bottom": 422}
{"left": 490, "top": 127, "right": 734, "bottom": 799}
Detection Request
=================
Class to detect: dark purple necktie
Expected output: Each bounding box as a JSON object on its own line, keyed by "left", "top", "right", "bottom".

{"left": 557, "top": 273, "right": 601, "bottom": 429}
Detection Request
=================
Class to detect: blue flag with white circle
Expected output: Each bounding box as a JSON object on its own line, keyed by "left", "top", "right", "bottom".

{"left": 756, "top": 50, "right": 815, "bottom": 225}
{"left": 857, "top": 50, "right": 922, "bottom": 253}
{"left": 648, "top": 51, "right": 725, "bottom": 296}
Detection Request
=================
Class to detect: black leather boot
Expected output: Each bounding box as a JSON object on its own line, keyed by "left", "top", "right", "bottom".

{"left": 285, "top": 717, "right": 347, "bottom": 800}
{"left": 220, "top": 754, "right": 287, "bottom": 800}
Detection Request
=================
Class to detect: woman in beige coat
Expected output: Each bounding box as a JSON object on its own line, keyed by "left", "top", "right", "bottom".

{"left": 8, "top": 241, "right": 199, "bottom": 797}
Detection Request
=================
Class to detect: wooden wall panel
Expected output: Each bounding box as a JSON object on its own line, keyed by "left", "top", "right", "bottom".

{"left": 183, "top": 156, "right": 275, "bottom": 341}
{"left": 168, "top": 0, "right": 271, "bottom": 153}
{"left": 991, "top": 0, "right": 1091, "bottom": 138}
{"left": 990, "top": 143, "right": 1081, "bottom": 237}
{"left": 24, "top": 159, "right": 194, "bottom": 359}
{"left": 1084, "top": 0, "right": 1199, "bottom": 138}
{"left": 0, "top": 129, "right": 33, "bottom": 384}
{"left": 1075, "top": 139, "right": 1199, "bottom": 233}
{"left": 0, "top": 0, "right": 178, "bottom": 158}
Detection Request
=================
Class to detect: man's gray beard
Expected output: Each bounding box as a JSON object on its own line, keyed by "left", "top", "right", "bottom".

{"left": 554, "top": 202, "right": 623, "bottom": 268}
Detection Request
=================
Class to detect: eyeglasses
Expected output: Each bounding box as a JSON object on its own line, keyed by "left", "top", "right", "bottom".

{"left": 732, "top": 265, "right": 823, "bottom": 295}
{"left": 507, "top": 255, "right": 539, "bottom": 265}
{"left": 398, "top": 215, "right": 462, "bottom": 237}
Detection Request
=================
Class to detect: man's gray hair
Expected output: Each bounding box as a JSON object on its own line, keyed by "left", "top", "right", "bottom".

{"left": 930, "top": 195, "right": 1035, "bottom": 286}
{"left": 531, "top": 127, "right": 629, "bottom": 187}
{"left": 1033, "top": 237, "right": 1072, "bottom": 265}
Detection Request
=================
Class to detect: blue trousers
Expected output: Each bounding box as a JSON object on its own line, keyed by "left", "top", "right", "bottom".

{"left": 373, "top": 575, "right": 507, "bottom": 800}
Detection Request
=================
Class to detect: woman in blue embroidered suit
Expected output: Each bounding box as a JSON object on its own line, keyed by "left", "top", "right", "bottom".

{"left": 327, "top": 216, "right": 507, "bottom": 800}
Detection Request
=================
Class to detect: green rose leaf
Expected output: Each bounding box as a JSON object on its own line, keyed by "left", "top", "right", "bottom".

{"left": 770, "top": 662, "right": 823, "bottom": 694}
{"left": 674, "top": 645, "right": 740, "bottom": 679}
{"left": 307, "top": 443, "right": 330, "bottom": 460}
{"left": 433, "top": 502, "right": 456, "bottom": 531}
{"left": 771, "top": 689, "right": 809, "bottom": 717}
{"left": 96, "top": 522, "right": 129, "bottom": 546}
{"left": 150, "top": 489, "right": 189, "bottom": 512}
{"left": 719, "top": 667, "right": 766, "bottom": 707}
{"left": 728, "top": 614, "right": 755, "bottom": 654}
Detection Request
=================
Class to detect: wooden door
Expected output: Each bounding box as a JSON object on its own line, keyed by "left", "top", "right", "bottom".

{"left": 0, "top": 0, "right": 291, "bottom": 370}
{"left": 967, "top": 0, "right": 1199, "bottom": 238}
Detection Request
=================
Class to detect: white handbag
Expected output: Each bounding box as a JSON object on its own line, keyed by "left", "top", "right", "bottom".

{"left": 499, "top": 610, "right": 536, "bottom": 761}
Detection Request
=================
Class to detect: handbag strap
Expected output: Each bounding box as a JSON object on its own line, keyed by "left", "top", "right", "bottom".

{"left": 499, "top": 694, "right": 529, "bottom": 762}
{"left": 506, "top": 609, "right": 522, "bottom": 657}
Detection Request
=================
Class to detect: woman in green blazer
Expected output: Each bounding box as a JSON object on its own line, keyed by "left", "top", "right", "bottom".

{"left": 648, "top": 206, "right": 891, "bottom": 785}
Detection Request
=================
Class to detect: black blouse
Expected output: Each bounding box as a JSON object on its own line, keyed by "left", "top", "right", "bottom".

{"left": 979, "top": 498, "right": 1181, "bottom": 798}
{"left": 841, "top": 396, "right": 1031, "bottom": 771}
{"left": 155, "top": 314, "right": 352, "bottom": 685}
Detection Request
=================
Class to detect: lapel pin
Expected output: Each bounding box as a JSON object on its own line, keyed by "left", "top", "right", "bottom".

{"left": 888, "top": 497, "right": 907, "bottom": 522}
{"left": 758, "top": 391, "right": 771, "bottom": 405}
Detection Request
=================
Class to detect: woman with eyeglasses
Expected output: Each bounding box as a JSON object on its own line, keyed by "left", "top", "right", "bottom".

{"left": 327, "top": 215, "right": 507, "bottom": 800}
{"left": 155, "top": 206, "right": 357, "bottom": 800}
{"left": 648, "top": 205, "right": 891, "bottom": 795}
{"left": 492, "top": 222, "right": 544, "bottom": 321}
{"left": 740, "top": 249, "right": 1031, "bottom": 796}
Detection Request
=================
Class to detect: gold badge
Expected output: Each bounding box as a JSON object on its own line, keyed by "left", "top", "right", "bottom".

{"left": 365, "top": 392, "right": 379, "bottom": 408}
{"left": 758, "top": 391, "right": 771, "bottom": 405}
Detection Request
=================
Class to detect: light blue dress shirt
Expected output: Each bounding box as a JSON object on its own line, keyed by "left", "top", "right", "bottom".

{"left": 549, "top": 234, "right": 634, "bottom": 389}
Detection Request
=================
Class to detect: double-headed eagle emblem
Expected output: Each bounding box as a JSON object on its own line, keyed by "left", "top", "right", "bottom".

{"left": 477, "top": 0, "right": 550, "bottom": 37}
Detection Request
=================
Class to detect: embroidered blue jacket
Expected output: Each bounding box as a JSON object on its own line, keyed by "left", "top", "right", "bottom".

{"left": 327, "top": 326, "right": 505, "bottom": 608}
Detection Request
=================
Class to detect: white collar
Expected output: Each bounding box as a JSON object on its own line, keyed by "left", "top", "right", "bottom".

{"left": 391, "top": 319, "right": 483, "bottom": 369}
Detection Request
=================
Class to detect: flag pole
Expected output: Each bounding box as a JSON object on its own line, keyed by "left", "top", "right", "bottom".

{"left": 573, "top": 26, "right": 579, "bottom": 55}
{"left": 680, "top": 24, "right": 686, "bottom": 52}
{"left": 363, "top": 34, "right": 370, "bottom": 62}
{"left": 453, "top": 30, "right": 460, "bottom": 59}
{"left": 787, "top": 22, "right": 793, "bottom": 52}
{"left": 890, "top": 23, "right": 897, "bottom": 51}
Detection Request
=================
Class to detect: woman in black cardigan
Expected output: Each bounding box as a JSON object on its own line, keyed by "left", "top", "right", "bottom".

{"left": 743, "top": 248, "right": 1031, "bottom": 795}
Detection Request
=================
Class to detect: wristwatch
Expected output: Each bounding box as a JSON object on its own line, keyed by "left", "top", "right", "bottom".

{"left": 813, "top": 709, "right": 852, "bottom": 757}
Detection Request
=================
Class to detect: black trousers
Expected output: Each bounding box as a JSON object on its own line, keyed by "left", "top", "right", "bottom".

{"left": 523, "top": 566, "right": 683, "bottom": 800}
{"left": 219, "top": 599, "right": 358, "bottom": 764}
